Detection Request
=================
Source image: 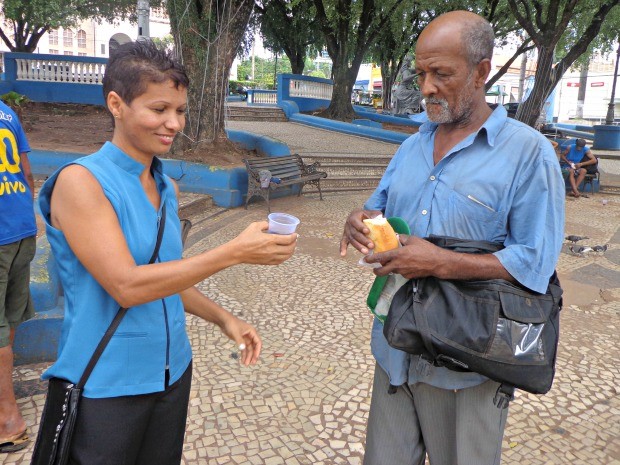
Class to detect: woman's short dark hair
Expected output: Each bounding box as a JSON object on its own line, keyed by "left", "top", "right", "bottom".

{"left": 102, "top": 39, "right": 189, "bottom": 107}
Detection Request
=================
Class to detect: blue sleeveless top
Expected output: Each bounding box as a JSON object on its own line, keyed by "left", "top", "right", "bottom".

{"left": 0, "top": 101, "right": 36, "bottom": 245}
{"left": 38, "top": 142, "right": 192, "bottom": 398}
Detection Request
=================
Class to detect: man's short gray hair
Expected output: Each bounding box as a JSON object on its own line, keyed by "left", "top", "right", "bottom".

{"left": 461, "top": 18, "right": 495, "bottom": 66}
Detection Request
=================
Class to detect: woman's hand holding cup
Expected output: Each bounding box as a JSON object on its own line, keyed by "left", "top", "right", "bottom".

{"left": 231, "top": 221, "right": 297, "bottom": 265}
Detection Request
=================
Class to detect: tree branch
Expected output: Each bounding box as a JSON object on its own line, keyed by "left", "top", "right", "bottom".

{"left": 508, "top": 0, "right": 539, "bottom": 42}
{"left": 360, "top": 0, "right": 406, "bottom": 56}
{"left": 484, "top": 0, "right": 500, "bottom": 21}
{"left": 552, "top": 0, "right": 581, "bottom": 44}
{"left": 0, "top": 27, "right": 16, "bottom": 51}
{"left": 313, "top": 0, "right": 338, "bottom": 58}
{"left": 25, "top": 26, "right": 49, "bottom": 53}
{"left": 531, "top": 0, "right": 545, "bottom": 31}
{"left": 552, "top": 0, "right": 620, "bottom": 82}
{"left": 486, "top": 39, "right": 534, "bottom": 89}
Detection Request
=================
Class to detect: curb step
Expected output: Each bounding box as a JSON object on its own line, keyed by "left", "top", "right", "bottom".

{"left": 298, "top": 153, "right": 390, "bottom": 190}
{"left": 225, "top": 106, "right": 288, "bottom": 122}
{"left": 320, "top": 186, "right": 376, "bottom": 193}
{"left": 227, "top": 115, "right": 288, "bottom": 122}
{"left": 322, "top": 176, "right": 381, "bottom": 188}
{"left": 300, "top": 154, "right": 393, "bottom": 164}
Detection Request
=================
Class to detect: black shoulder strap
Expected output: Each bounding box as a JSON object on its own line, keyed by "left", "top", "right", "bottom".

{"left": 77, "top": 203, "right": 167, "bottom": 388}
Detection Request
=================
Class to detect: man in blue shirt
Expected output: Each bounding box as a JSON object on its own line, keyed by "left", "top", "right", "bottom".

{"left": 340, "top": 11, "right": 564, "bottom": 465}
{"left": 0, "top": 100, "right": 35, "bottom": 452}
{"left": 559, "top": 138, "right": 597, "bottom": 197}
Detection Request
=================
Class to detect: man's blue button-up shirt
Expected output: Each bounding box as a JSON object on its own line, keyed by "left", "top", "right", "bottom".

{"left": 364, "top": 105, "right": 565, "bottom": 389}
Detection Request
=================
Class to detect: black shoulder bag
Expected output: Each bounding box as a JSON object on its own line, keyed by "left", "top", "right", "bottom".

{"left": 31, "top": 204, "right": 167, "bottom": 465}
{"left": 383, "top": 235, "right": 563, "bottom": 408}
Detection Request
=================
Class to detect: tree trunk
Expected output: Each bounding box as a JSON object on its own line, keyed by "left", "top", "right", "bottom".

{"left": 516, "top": 45, "right": 555, "bottom": 127}
{"left": 167, "top": 0, "right": 252, "bottom": 161}
{"left": 380, "top": 59, "right": 399, "bottom": 111}
{"left": 322, "top": 58, "right": 358, "bottom": 121}
{"left": 289, "top": 52, "right": 305, "bottom": 75}
{"left": 518, "top": 52, "right": 527, "bottom": 102}
{"left": 382, "top": 76, "right": 393, "bottom": 111}
{"left": 576, "top": 59, "right": 590, "bottom": 119}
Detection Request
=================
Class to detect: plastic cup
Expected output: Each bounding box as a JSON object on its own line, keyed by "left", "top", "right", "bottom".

{"left": 268, "top": 213, "right": 300, "bottom": 234}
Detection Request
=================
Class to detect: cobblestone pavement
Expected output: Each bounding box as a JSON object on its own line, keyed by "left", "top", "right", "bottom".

{"left": 6, "top": 131, "right": 620, "bottom": 465}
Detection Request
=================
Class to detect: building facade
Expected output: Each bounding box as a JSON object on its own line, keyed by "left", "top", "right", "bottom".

{"left": 0, "top": 8, "right": 172, "bottom": 58}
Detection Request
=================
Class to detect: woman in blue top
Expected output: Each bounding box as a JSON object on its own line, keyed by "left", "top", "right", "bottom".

{"left": 37, "top": 40, "right": 297, "bottom": 465}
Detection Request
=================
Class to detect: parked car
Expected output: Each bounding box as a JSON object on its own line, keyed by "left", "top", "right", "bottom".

{"left": 503, "top": 102, "right": 549, "bottom": 131}
{"left": 504, "top": 102, "right": 519, "bottom": 118}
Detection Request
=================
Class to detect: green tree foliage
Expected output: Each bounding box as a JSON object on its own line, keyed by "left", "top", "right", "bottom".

{"left": 305, "top": 56, "right": 332, "bottom": 78}
{"left": 368, "top": 0, "right": 531, "bottom": 110}
{"left": 367, "top": 0, "right": 422, "bottom": 111}
{"left": 254, "top": 0, "right": 323, "bottom": 74}
{"left": 313, "top": 0, "right": 404, "bottom": 121}
{"left": 151, "top": 34, "right": 174, "bottom": 50}
{"left": 237, "top": 55, "right": 293, "bottom": 88}
{"left": 0, "top": 0, "right": 156, "bottom": 52}
{"left": 508, "top": 0, "right": 620, "bottom": 127}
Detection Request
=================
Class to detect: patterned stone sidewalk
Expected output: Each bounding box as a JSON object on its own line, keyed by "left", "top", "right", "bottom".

{"left": 4, "top": 190, "right": 620, "bottom": 465}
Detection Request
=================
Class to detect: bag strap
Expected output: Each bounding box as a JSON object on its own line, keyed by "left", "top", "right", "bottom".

{"left": 77, "top": 203, "right": 167, "bottom": 389}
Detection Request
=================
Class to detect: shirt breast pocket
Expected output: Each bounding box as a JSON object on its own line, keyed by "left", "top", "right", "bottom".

{"left": 444, "top": 191, "right": 502, "bottom": 239}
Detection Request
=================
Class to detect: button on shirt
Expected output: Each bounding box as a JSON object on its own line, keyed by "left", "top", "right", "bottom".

{"left": 364, "top": 105, "right": 565, "bottom": 389}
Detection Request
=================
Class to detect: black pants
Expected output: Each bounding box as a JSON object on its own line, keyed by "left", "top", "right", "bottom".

{"left": 69, "top": 362, "right": 192, "bottom": 465}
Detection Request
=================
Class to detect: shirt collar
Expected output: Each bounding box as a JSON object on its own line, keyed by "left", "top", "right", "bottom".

{"left": 418, "top": 104, "right": 508, "bottom": 148}
{"left": 102, "top": 141, "right": 164, "bottom": 177}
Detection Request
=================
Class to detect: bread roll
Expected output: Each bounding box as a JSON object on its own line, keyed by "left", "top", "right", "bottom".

{"left": 363, "top": 217, "right": 399, "bottom": 252}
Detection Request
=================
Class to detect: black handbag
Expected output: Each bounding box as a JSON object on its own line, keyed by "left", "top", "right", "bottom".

{"left": 31, "top": 205, "right": 167, "bottom": 465}
{"left": 383, "top": 235, "right": 563, "bottom": 408}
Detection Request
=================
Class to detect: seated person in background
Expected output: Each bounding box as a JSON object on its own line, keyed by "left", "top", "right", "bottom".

{"left": 560, "top": 138, "right": 597, "bottom": 197}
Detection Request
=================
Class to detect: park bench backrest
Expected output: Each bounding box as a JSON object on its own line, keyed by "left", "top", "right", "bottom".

{"left": 244, "top": 155, "right": 304, "bottom": 181}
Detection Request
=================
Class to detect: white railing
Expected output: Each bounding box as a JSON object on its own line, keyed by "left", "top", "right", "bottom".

{"left": 289, "top": 78, "right": 333, "bottom": 100}
{"left": 15, "top": 58, "right": 106, "bottom": 85}
{"left": 249, "top": 90, "right": 277, "bottom": 105}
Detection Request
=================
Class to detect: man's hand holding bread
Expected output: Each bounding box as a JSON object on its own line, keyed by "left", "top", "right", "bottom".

{"left": 339, "top": 208, "right": 385, "bottom": 256}
{"left": 340, "top": 209, "right": 452, "bottom": 279}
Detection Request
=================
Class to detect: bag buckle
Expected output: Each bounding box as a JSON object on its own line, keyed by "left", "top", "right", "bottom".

{"left": 493, "top": 384, "right": 515, "bottom": 409}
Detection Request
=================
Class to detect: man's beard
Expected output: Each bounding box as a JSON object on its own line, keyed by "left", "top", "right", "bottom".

{"left": 425, "top": 76, "right": 475, "bottom": 125}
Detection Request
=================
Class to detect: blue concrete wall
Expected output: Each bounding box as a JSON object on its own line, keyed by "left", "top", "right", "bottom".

{"left": 4, "top": 53, "right": 107, "bottom": 105}
{"left": 354, "top": 106, "right": 422, "bottom": 128}
{"left": 227, "top": 129, "right": 290, "bottom": 157}
{"left": 0, "top": 81, "right": 14, "bottom": 94}
{"left": 593, "top": 125, "right": 620, "bottom": 150}
{"left": 289, "top": 112, "right": 408, "bottom": 144}
{"left": 275, "top": 75, "right": 410, "bottom": 144}
{"left": 277, "top": 74, "right": 332, "bottom": 113}
{"left": 14, "top": 81, "right": 105, "bottom": 105}
{"left": 28, "top": 129, "right": 291, "bottom": 209}
{"left": 352, "top": 119, "right": 383, "bottom": 129}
